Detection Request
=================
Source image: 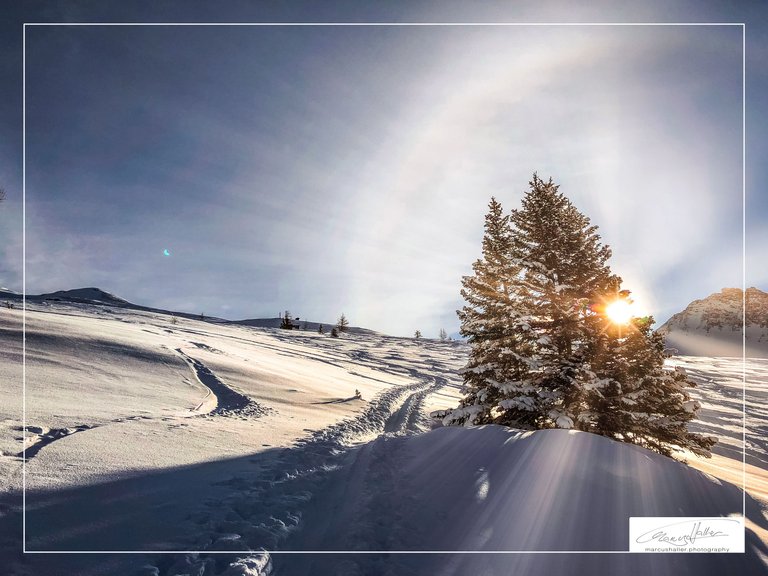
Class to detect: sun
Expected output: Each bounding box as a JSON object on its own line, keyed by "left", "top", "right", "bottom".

{"left": 605, "top": 299, "right": 633, "bottom": 325}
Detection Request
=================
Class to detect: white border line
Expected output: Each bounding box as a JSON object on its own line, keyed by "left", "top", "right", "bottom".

{"left": 21, "top": 550, "right": 672, "bottom": 555}
{"left": 22, "top": 22, "right": 744, "bottom": 26}
{"left": 21, "top": 21, "right": 748, "bottom": 555}
{"left": 742, "top": 23, "right": 747, "bottom": 524}
{"left": 21, "top": 19, "right": 27, "bottom": 557}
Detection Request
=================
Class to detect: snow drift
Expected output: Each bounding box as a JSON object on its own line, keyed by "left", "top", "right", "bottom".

{"left": 271, "top": 425, "right": 767, "bottom": 576}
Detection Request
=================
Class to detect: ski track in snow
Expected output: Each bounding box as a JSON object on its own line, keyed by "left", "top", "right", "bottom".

{"left": 14, "top": 424, "right": 96, "bottom": 460}
{"left": 157, "top": 372, "right": 448, "bottom": 575}
{"left": 16, "top": 413, "right": 165, "bottom": 462}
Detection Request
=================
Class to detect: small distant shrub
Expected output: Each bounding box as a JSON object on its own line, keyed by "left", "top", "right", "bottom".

{"left": 280, "top": 310, "right": 295, "bottom": 330}
{"left": 336, "top": 313, "right": 349, "bottom": 333}
{"left": 331, "top": 327, "right": 339, "bottom": 338}
{"left": 170, "top": 316, "right": 178, "bottom": 325}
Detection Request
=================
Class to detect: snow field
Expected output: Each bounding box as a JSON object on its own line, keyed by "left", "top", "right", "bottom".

{"left": 0, "top": 301, "right": 466, "bottom": 574}
{"left": 0, "top": 301, "right": 766, "bottom": 576}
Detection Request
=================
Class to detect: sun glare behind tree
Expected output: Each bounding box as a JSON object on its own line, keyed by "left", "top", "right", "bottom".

{"left": 605, "top": 299, "right": 633, "bottom": 325}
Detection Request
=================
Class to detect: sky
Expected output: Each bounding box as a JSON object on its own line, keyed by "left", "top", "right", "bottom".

{"left": 0, "top": 1, "right": 766, "bottom": 337}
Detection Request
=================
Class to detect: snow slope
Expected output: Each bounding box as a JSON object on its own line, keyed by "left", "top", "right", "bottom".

{"left": 0, "top": 300, "right": 466, "bottom": 573}
{"left": 658, "top": 287, "right": 768, "bottom": 358}
{"left": 0, "top": 300, "right": 766, "bottom": 575}
{"left": 668, "top": 356, "right": 768, "bottom": 468}
{"left": 273, "top": 426, "right": 766, "bottom": 576}
{"left": 0, "top": 301, "right": 467, "bottom": 490}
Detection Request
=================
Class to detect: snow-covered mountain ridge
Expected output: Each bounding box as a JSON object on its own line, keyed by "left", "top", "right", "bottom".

{"left": 657, "top": 287, "right": 768, "bottom": 358}
{"left": 0, "top": 287, "right": 376, "bottom": 334}
{"left": 38, "top": 287, "right": 130, "bottom": 305}
{"left": 660, "top": 287, "right": 768, "bottom": 332}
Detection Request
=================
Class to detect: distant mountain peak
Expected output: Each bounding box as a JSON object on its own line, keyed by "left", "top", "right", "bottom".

{"left": 39, "top": 287, "right": 131, "bottom": 305}
{"left": 658, "top": 287, "right": 768, "bottom": 358}
{"left": 659, "top": 287, "right": 768, "bottom": 333}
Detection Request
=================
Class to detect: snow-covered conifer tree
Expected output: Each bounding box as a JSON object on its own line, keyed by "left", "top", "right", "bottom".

{"left": 586, "top": 315, "right": 716, "bottom": 457}
{"left": 444, "top": 175, "right": 715, "bottom": 459}
{"left": 507, "top": 174, "right": 620, "bottom": 429}
{"left": 446, "top": 197, "right": 535, "bottom": 426}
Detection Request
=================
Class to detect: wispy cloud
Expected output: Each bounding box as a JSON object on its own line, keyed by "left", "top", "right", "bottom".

{"left": 19, "top": 24, "right": 745, "bottom": 334}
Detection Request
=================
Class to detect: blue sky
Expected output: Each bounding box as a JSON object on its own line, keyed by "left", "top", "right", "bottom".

{"left": 0, "top": 2, "right": 766, "bottom": 337}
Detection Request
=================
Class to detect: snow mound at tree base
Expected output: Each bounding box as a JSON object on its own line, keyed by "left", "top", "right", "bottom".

{"left": 394, "top": 426, "right": 747, "bottom": 548}
{"left": 276, "top": 426, "right": 767, "bottom": 576}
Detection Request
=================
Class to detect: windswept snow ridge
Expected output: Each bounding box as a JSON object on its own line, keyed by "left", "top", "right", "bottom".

{"left": 176, "top": 349, "right": 271, "bottom": 419}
